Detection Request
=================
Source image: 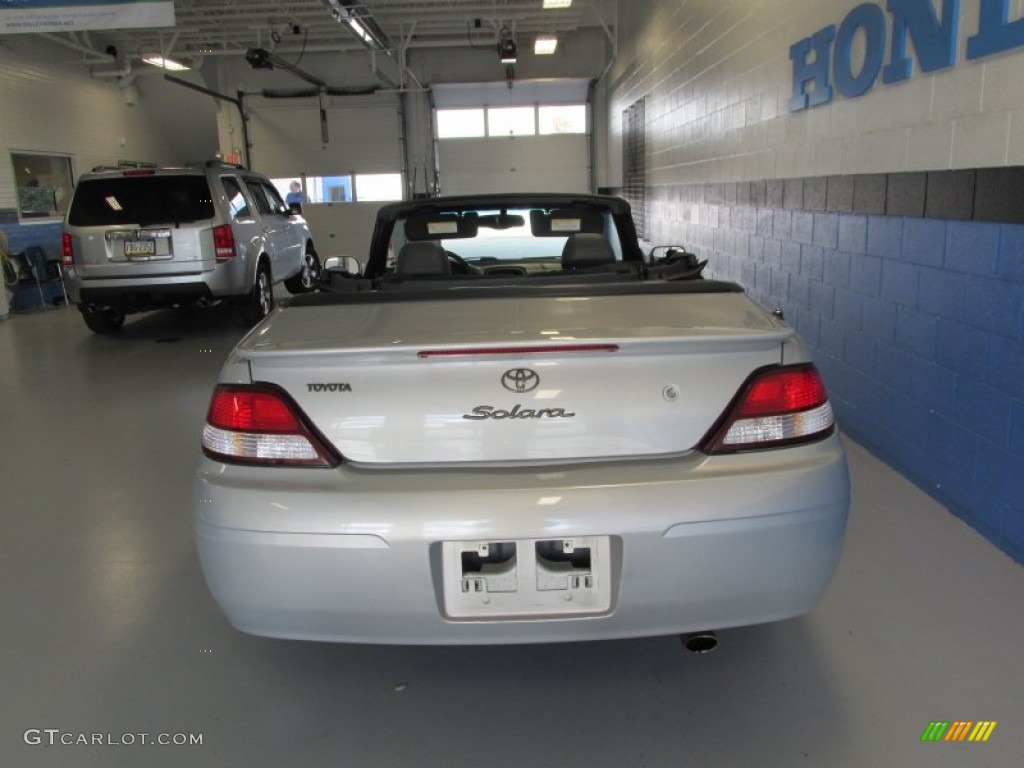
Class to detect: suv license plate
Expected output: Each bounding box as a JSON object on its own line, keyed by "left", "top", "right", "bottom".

{"left": 124, "top": 239, "right": 156, "bottom": 257}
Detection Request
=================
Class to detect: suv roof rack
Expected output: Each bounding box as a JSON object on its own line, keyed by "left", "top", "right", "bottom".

{"left": 90, "top": 161, "right": 160, "bottom": 173}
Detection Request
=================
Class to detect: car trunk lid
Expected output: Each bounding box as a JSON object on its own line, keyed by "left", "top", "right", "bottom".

{"left": 243, "top": 291, "right": 793, "bottom": 464}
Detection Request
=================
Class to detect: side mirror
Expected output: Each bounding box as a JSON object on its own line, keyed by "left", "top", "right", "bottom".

{"left": 287, "top": 202, "right": 303, "bottom": 215}
{"left": 324, "top": 255, "right": 362, "bottom": 276}
{"left": 649, "top": 245, "right": 699, "bottom": 268}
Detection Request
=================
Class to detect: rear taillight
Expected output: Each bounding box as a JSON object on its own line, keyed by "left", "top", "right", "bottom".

{"left": 62, "top": 233, "right": 73, "bottom": 265}
{"left": 702, "top": 364, "right": 834, "bottom": 454}
{"left": 201, "top": 384, "right": 339, "bottom": 467}
{"left": 213, "top": 224, "right": 236, "bottom": 261}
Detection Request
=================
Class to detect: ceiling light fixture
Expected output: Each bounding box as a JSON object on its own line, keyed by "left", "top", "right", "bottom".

{"left": 141, "top": 54, "right": 190, "bottom": 71}
{"left": 326, "top": 0, "right": 389, "bottom": 49}
{"left": 534, "top": 35, "right": 558, "bottom": 55}
{"left": 346, "top": 17, "right": 374, "bottom": 46}
{"left": 543, "top": 0, "right": 573, "bottom": 8}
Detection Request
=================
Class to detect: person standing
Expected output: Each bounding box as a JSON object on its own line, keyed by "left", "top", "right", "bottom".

{"left": 285, "top": 180, "right": 303, "bottom": 206}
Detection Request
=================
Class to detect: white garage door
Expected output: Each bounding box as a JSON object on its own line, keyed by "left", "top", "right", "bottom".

{"left": 433, "top": 80, "right": 591, "bottom": 196}
{"left": 438, "top": 134, "right": 588, "bottom": 195}
{"left": 246, "top": 99, "right": 401, "bottom": 177}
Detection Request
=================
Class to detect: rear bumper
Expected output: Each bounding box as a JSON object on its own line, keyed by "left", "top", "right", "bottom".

{"left": 76, "top": 282, "right": 213, "bottom": 310}
{"left": 194, "top": 435, "right": 850, "bottom": 644}
{"left": 66, "top": 259, "right": 249, "bottom": 310}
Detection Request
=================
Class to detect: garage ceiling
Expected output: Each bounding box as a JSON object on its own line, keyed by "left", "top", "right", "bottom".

{"left": 40, "top": 0, "right": 614, "bottom": 67}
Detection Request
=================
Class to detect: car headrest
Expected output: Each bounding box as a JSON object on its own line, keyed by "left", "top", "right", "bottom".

{"left": 396, "top": 240, "right": 451, "bottom": 276}
{"left": 561, "top": 233, "right": 615, "bottom": 270}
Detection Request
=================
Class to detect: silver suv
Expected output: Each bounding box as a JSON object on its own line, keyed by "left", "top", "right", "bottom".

{"left": 62, "top": 161, "right": 319, "bottom": 333}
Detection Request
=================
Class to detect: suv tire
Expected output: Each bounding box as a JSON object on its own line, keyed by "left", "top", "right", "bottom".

{"left": 285, "top": 245, "right": 320, "bottom": 294}
{"left": 242, "top": 261, "right": 273, "bottom": 325}
{"left": 81, "top": 307, "right": 126, "bottom": 334}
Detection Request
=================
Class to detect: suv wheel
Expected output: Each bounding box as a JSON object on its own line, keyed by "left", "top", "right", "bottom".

{"left": 285, "top": 245, "right": 320, "bottom": 294}
{"left": 242, "top": 262, "right": 273, "bottom": 325}
{"left": 81, "top": 307, "right": 126, "bottom": 334}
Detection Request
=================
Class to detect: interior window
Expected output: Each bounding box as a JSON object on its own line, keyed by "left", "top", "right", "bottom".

{"left": 538, "top": 104, "right": 587, "bottom": 134}
{"left": 437, "top": 109, "right": 486, "bottom": 138}
{"left": 487, "top": 107, "right": 536, "bottom": 136}
{"left": 10, "top": 151, "right": 74, "bottom": 220}
{"left": 354, "top": 174, "right": 403, "bottom": 202}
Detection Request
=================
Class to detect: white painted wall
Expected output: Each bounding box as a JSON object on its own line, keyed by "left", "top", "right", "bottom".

{"left": 244, "top": 99, "right": 402, "bottom": 177}
{"left": 208, "top": 35, "right": 612, "bottom": 195}
{"left": 302, "top": 202, "right": 382, "bottom": 266}
{"left": 211, "top": 50, "right": 407, "bottom": 176}
{"left": 0, "top": 36, "right": 218, "bottom": 212}
{"left": 599, "top": 0, "right": 1024, "bottom": 187}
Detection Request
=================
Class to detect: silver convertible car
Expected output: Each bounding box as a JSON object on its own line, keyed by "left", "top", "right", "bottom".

{"left": 194, "top": 193, "right": 849, "bottom": 646}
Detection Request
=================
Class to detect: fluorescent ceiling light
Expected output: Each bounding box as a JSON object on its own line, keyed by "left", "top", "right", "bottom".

{"left": 329, "top": 1, "right": 387, "bottom": 49}
{"left": 543, "top": 0, "right": 573, "bottom": 8}
{"left": 141, "top": 55, "right": 189, "bottom": 71}
{"left": 535, "top": 36, "right": 558, "bottom": 55}
{"left": 346, "top": 18, "right": 374, "bottom": 45}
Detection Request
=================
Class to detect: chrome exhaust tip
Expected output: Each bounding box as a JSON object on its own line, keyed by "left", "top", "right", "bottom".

{"left": 681, "top": 631, "right": 718, "bottom": 653}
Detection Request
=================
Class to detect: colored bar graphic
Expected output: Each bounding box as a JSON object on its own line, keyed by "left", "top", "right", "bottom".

{"left": 944, "top": 721, "right": 972, "bottom": 741}
{"left": 921, "top": 722, "right": 949, "bottom": 741}
{"left": 921, "top": 721, "right": 996, "bottom": 743}
{"left": 969, "top": 722, "right": 997, "bottom": 742}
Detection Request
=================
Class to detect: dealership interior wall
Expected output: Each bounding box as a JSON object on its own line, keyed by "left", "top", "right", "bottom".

{"left": 599, "top": 0, "right": 1024, "bottom": 564}
{"left": 1, "top": 0, "right": 1021, "bottom": 572}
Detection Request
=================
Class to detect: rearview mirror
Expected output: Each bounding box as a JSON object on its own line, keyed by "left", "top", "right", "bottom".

{"left": 477, "top": 213, "right": 525, "bottom": 230}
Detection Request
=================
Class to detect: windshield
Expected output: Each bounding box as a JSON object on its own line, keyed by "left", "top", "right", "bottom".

{"left": 68, "top": 175, "right": 215, "bottom": 227}
{"left": 386, "top": 206, "right": 625, "bottom": 274}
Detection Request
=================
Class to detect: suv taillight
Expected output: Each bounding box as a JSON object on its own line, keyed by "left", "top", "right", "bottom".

{"left": 213, "top": 224, "right": 236, "bottom": 261}
{"left": 702, "top": 364, "right": 835, "bottom": 454}
{"left": 201, "top": 384, "right": 339, "bottom": 467}
{"left": 62, "top": 233, "right": 73, "bottom": 265}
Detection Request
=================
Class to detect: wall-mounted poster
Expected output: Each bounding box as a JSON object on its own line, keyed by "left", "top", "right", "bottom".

{"left": 0, "top": 0, "right": 173, "bottom": 34}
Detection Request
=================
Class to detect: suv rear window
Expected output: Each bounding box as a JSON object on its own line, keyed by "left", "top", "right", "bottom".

{"left": 68, "top": 175, "right": 215, "bottom": 227}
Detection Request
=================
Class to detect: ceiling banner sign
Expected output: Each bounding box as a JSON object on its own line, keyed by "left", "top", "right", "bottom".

{"left": 0, "top": 1, "right": 175, "bottom": 34}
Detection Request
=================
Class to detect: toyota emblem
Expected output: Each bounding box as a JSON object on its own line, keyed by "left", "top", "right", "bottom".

{"left": 501, "top": 368, "right": 540, "bottom": 393}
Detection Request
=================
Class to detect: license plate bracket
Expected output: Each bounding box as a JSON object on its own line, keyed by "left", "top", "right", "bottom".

{"left": 442, "top": 537, "right": 612, "bottom": 619}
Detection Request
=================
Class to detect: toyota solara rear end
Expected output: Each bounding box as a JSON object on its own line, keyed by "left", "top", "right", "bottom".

{"left": 194, "top": 194, "right": 849, "bottom": 644}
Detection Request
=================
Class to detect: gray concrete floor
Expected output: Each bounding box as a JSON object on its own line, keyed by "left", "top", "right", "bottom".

{"left": 1, "top": 303, "right": 1022, "bottom": 768}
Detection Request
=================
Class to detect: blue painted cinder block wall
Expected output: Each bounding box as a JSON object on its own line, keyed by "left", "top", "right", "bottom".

{"left": 0, "top": 222, "right": 63, "bottom": 253}
{"left": 664, "top": 199, "right": 1024, "bottom": 564}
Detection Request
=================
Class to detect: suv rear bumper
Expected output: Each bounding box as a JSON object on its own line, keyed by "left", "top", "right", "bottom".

{"left": 66, "top": 259, "right": 251, "bottom": 311}
{"left": 76, "top": 281, "right": 214, "bottom": 311}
